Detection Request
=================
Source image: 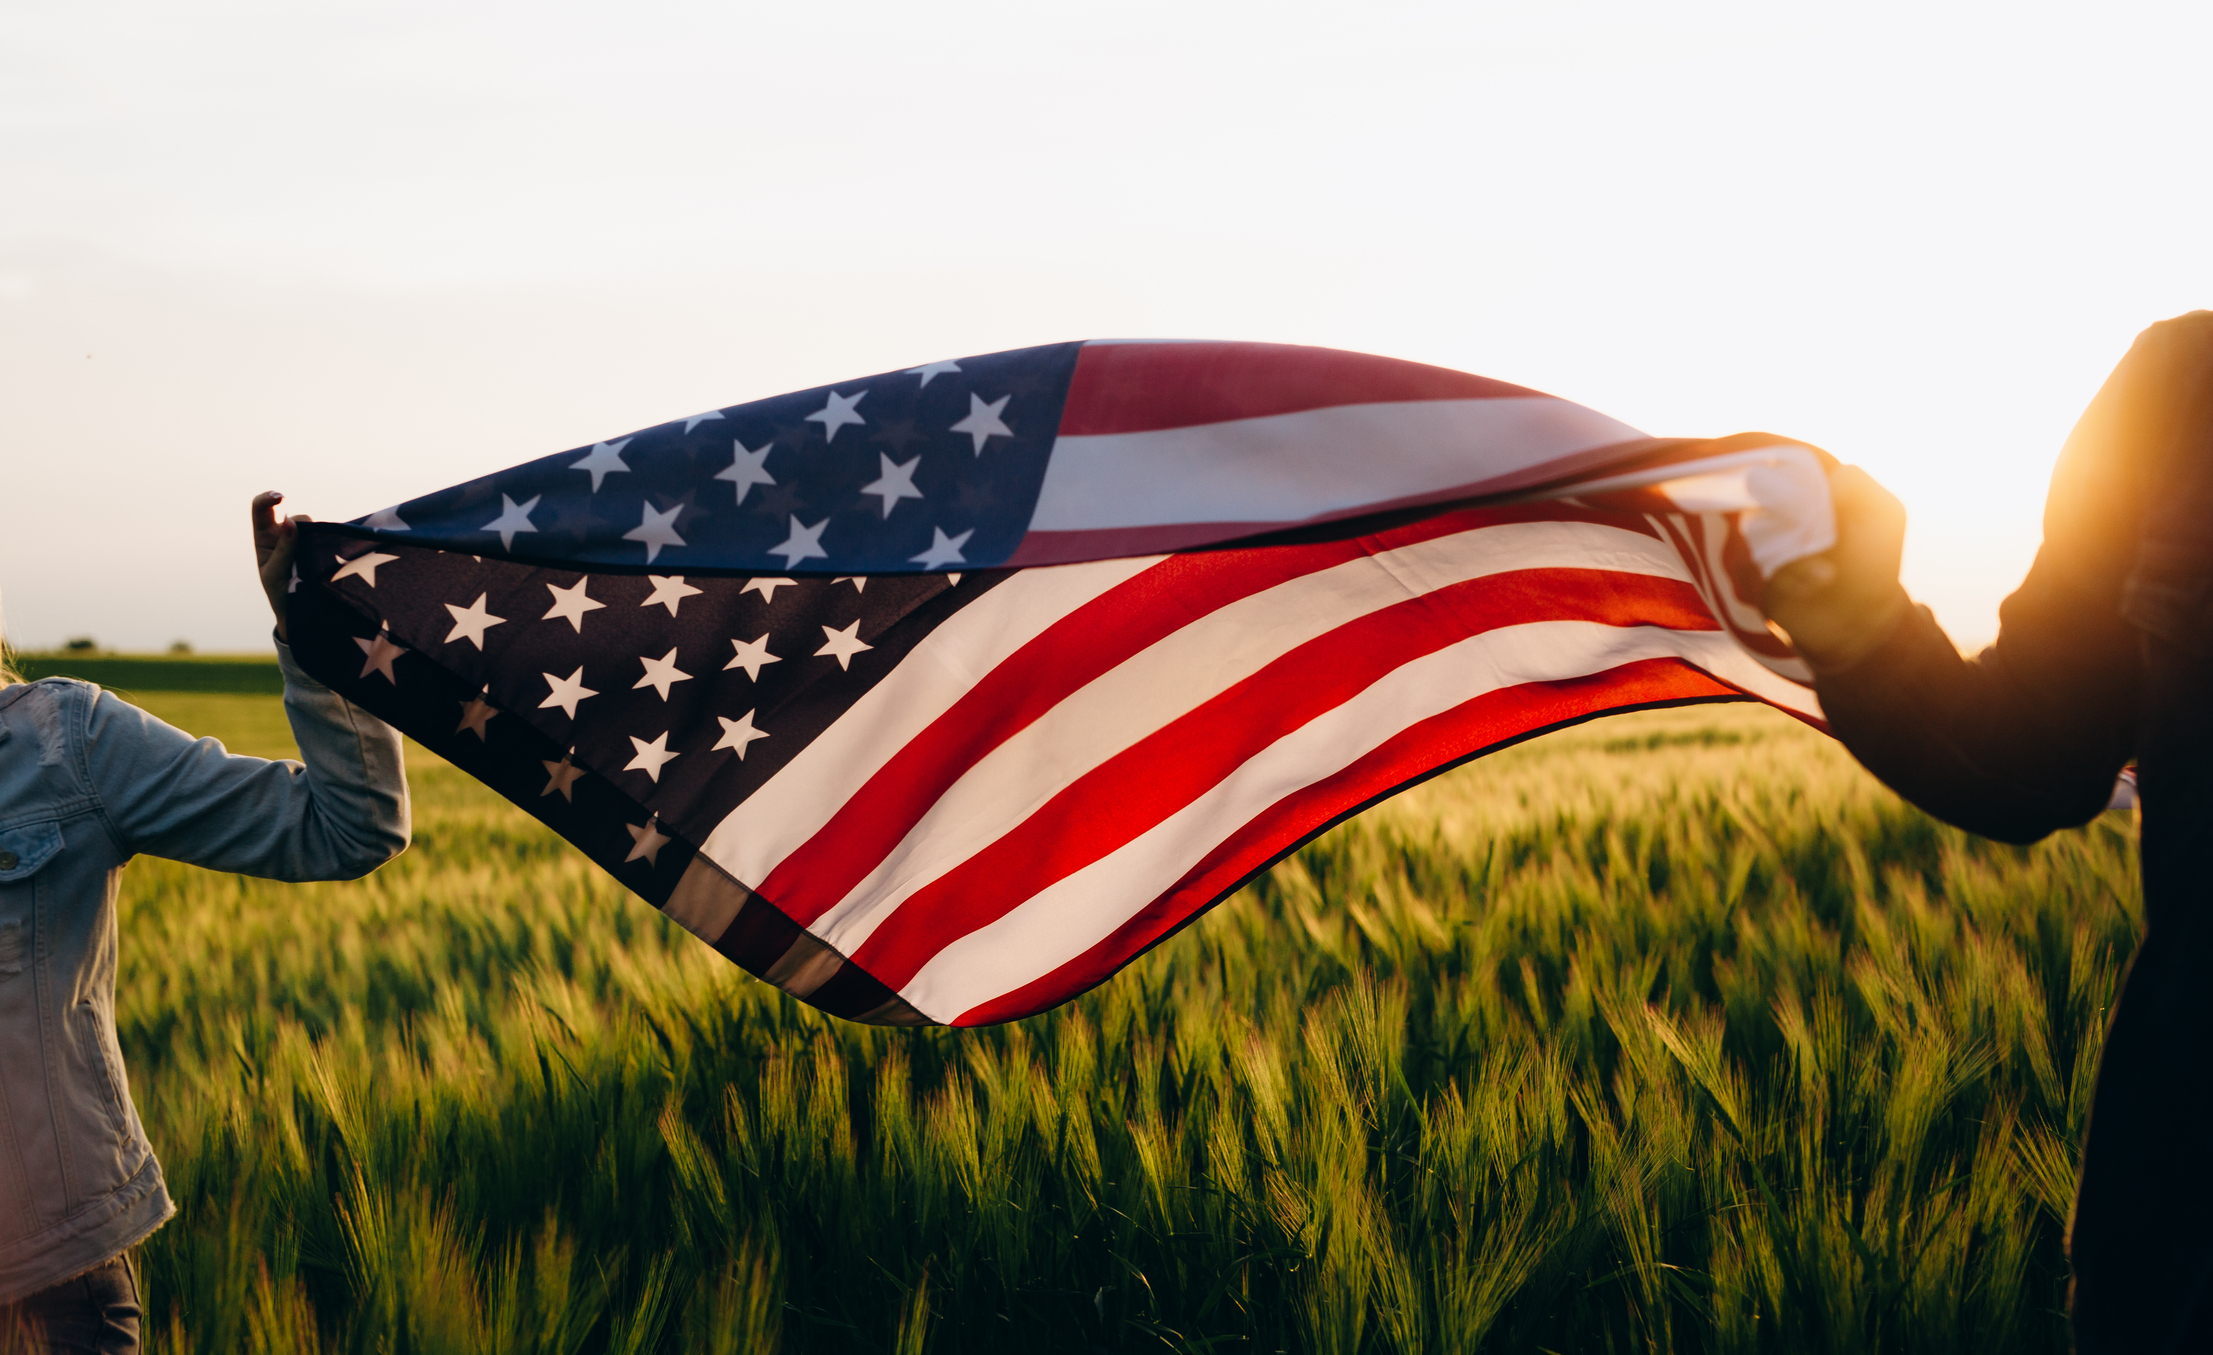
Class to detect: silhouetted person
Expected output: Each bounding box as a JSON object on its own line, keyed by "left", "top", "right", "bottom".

{"left": 1765, "top": 311, "right": 2213, "bottom": 1352}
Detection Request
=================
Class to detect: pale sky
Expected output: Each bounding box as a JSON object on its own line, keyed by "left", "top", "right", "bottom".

{"left": 4, "top": 0, "right": 2208, "bottom": 651}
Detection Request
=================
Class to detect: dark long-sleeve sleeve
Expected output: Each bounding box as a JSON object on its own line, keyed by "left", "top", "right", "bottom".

{"left": 1808, "top": 313, "right": 2213, "bottom": 842}
{"left": 1811, "top": 567, "right": 2137, "bottom": 844}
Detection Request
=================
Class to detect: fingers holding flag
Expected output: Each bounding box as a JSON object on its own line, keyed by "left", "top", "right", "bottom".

{"left": 1761, "top": 464, "right": 1909, "bottom": 673}
{"left": 253, "top": 490, "right": 314, "bottom": 641}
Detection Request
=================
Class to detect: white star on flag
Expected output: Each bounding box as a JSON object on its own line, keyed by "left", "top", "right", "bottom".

{"left": 540, "top": 666, "right": 598, "bottom": 719}
{"left": 362, "top": 506, "right": 410, "bottom": 531}
{"left": 860, "top": 453, "right": 924, "bottom": 518}
{"left": 814, "top": 620, "right": 874, "bottom": 670}
{"left": 804, "top": 388, "right": 868, "bottom": 441}
{"left": 768, "top": 516, "right": 829, "bottom": 568}
{"left": 634, "top": 647, "right": 694, "bottom": 701}
{"left": 353, "top": 630, "right": 406, "bottom": 683}
{"left": 624, "top": 815, "right": 672, "bottom": 865}
{"left": 442, "top": 593, "right": 508, "bottom": 649}
{"left": 623, "top": 502, "right": 687, "bottom": 563}
{"left": 909, "top": 526, "right": 975, "bottom": 570}
{"left": 641, "top": 575, "right": 703, "bottom": 616}
{"left": 715, "top": 440, "right": 776, "bottom": 505}
{"left": 905, "top": 359, "right": 962, "bottom": 387}
{"left": 677, "top": 409, "right": 726, "bottom": 434}
{"left": 832, "top": 577, "right": 868, "bottom": 593}
{"left": 569, "top": 439, "right": 633, "bottom": 492}
{"left": 332, "top": 551, "right": 400, "bottom": 587}
{"left": 713, "top": 710, "right": 770, "bottom": 760}
{"left": 724, "top": 634, "right": 781, "bottom": 681}
{"left": 950, "top": 392, "right": 1014, "bottom": 454}
{"left": 480, "top": 494, "right": 541, "bottom": 551}
{"left": 543, "top": 578, "right": 606, "bottom": 632}
{"left": 456, "top": 691, "right": 499, "bottom": 740}
{"left": 540, "top": 754, "right": 586, "bottom": 801}
{"left": 624, "top": 734, "right": 680, "bottom": 784}
{"left": 740, "top": 577, "right": 795, "bottom": 603}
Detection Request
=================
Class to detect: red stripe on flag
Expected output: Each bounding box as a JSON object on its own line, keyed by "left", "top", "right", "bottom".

{"left": 849, "top": 569, "right": 1721, "bottom": 991}
{"left": 950, "top": 657, "right": 1746, "bottom": 1025}
{"left": 755, "top": 504, "right": 1663, "bottom": 927}
{"left": 1059, "top": 342, "right": 1548, "bottom": 437}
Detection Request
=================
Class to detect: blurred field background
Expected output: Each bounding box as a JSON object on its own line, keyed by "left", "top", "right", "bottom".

{"left": 13, "top": 652, "right": 286, "bottom": 695}
{"left": 65, "top": 655, "right": 2135, "bottom": 1353}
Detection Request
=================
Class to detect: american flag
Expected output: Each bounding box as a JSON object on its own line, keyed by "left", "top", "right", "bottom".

{"left": 288, "top": 341, "right": 1829, "bottom": 1026}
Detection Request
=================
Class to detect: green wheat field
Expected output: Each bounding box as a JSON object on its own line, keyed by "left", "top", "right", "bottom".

{"left": 99, "top": 681, "right": 2136, "bottom": 1354}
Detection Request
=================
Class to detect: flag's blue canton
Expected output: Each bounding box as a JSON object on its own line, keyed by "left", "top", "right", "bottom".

{"left": 350, "top": 341, "right": 1085, "bottom": 574}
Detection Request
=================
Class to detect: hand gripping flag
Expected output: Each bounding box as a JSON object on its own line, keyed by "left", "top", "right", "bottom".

{"left": 286, "top": 340, "right": 1833, "bottom": 1027}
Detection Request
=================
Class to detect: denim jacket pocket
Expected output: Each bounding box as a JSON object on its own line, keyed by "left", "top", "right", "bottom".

{"left": 0, "top": 822, "right": 60, "bottom": 981}
{"left": 0, "top": 821, "right": 62, "bottom": 883}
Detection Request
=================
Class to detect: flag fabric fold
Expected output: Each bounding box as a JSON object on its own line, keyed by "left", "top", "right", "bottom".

{"left": 289, "top": 339, "right": 1830, "bottom": 1026}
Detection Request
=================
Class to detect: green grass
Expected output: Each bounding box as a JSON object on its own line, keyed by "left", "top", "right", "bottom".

{"left": 15, "top": 652, "right": 284, "bottom": 695}
{"left": 108, "top": 692, "right": 2136, "bottom": 1354}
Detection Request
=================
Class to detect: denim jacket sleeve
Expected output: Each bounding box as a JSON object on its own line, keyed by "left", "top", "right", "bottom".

{"left": 83, "top": 639, "right": 410, "bottom": 879}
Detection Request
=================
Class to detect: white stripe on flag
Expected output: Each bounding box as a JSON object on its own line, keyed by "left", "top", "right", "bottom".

{"left": 1029, "top": 398, "right": 1646, "bottom": 533}
{"left": 695, "top": 555, "right": 1162, "bottom": 887}
{"left": 807, "top": 520, "right": 1690, "bottom": 955}
{"left": 899, "top": 620, "right": 1775, "bottom": 1022}
{"left": 1690, "top": 626, "right": 1825, "bottom": 719}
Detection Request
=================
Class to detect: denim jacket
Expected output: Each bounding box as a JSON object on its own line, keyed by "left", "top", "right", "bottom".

{"left": 0, "top": 642, "right": 408, "bottom": 1301}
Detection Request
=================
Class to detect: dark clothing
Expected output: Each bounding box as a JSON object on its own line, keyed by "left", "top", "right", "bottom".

{"left": 0, "top": 1256, "right": 141, "bottom": 1355}
{"left": 1811, "top": 311, "right": 2213, "bottom": 1353}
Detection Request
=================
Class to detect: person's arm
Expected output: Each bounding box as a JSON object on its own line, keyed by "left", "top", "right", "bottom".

{"left": 80, "top": 492, "right": 410, "bottom": 879}
{"left": 1798, "top": 556, "right": 2137, "bottom": 844}
{"left": 1764, "top": 314, "right": 2213, "bottom": 842}
{"left": 83, "top": 644, "right": 411, "bottom": 879}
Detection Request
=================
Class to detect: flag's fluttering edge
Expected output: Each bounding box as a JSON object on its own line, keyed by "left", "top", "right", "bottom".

{"left": 290, "top": 340, "right": 1832, "bottom": 1026}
